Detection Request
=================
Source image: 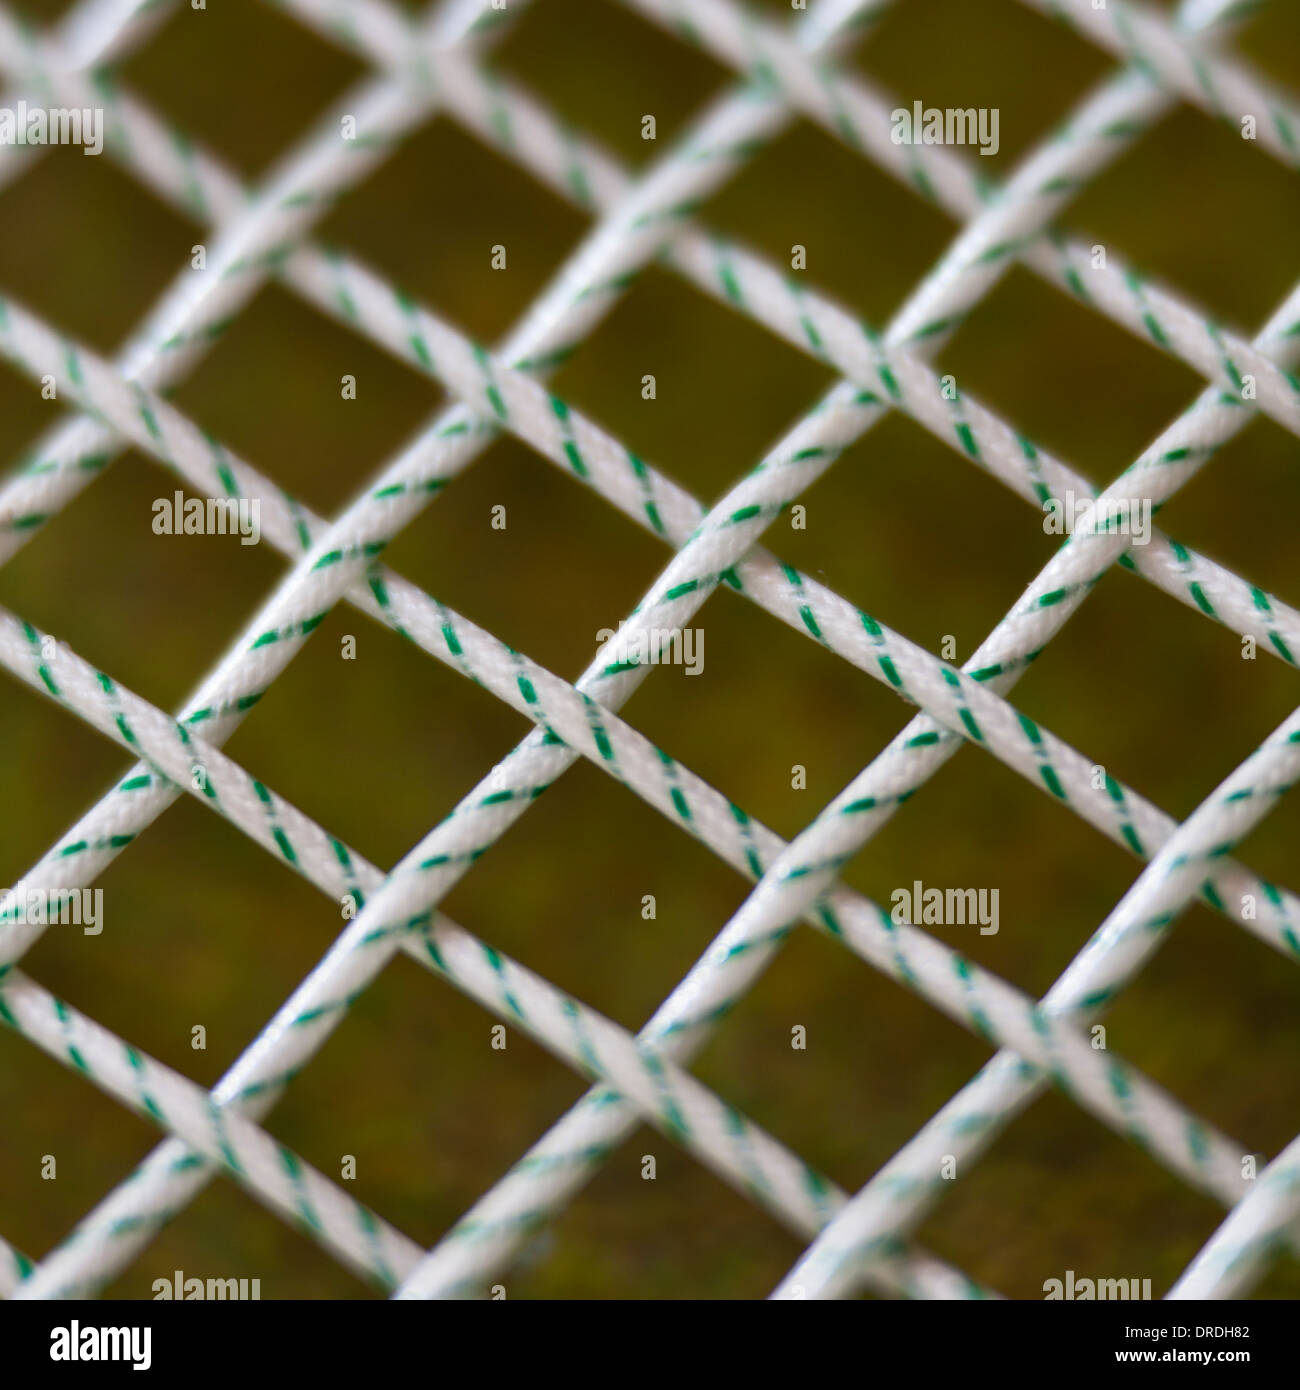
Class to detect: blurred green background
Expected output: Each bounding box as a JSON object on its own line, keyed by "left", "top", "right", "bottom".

{"left": 1, "top": 0, "right": 1300, "bottom": 1299}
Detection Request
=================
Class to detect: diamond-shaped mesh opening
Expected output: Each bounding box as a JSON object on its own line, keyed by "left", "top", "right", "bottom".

{"left": 912, "top": 1089, "right": 1233, "bottom": 1298}
{"left": 0, "top": 1026, "right": 163, "bottom": 1260}
{"left": 433, "top": 751, "right": 756, "bottom": 1027}
{"left": 381, "top": 429, "right": 666, "bottom": 678}
{"left": 1145, "top": 409, "right": 1300, "bottom": 612}
{"left": 318, "top": 115, "right": 593, "bottom": 345}
{"left": 690, "top": 922, "right": 996, "bottom": 1182}
{"left": 500, "top": 1120, "right": 811, "bottom": 1298}
{"left": 16, "top": 790, "right": 339, "bottom": 1084}
{"left": 775, "top": 406, "right": 1065, "bottom": 650}
{"left": 616, "top": 580, "right": 915, "bottom": 843}
{"left": 117, "top": 0, "right": 365, "bottom": 179}
{"left": 166, "top": 283, "right": 445, "bottom": 517}
{"left": 0, "top": 0, "right": 1298, "bottom": 1307}
{"left": 939, "top": 263, "right": 1206, "bottom": 478}
{"left": 220, "top": 597, "right": 531, "bottom": 869}
{"left": 700, "top": 119, "right": 960, "bottom": 323}
{"left": 1065, "top": 104, "right": 1300, "bottom": 331}
{"left": 0, "top": 150, "right": 194, "bottom": 349}
{"left": 265, "top": 946, "right": 594, "bottom": 1248}
{"left": 551, "top": 265, "right": 837, "bottom": 501}
{"left": 100, "top": 1178, "right": 379, "bottom": 1299}
{"left": 1, "top": 448, "right": 286, "bottom": 704}
{"left": 1101, "top": 897, "right": 1300, "bottom": 1152}
{"left": 1009, "top": 554, "right": 1300, "bottom": 823}
{"left": 494, "top": 0, "right": 733, "bottom": 167}
{"left": 852, "top": 0, "right": 1114, "bottom": 172}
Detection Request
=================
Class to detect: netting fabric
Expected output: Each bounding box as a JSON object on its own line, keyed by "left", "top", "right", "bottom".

{"left": 1, "top": 0, "right": 1300, "bottom": 1300}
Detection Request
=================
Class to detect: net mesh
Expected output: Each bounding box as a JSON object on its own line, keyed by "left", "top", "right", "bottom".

{"left": 1, "top": 0, "right": 1299, "bottom": 1300}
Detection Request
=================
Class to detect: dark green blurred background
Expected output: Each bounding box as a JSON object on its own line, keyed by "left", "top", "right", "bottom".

{"left": 1, "top": 0, "right": 1299, "bottom": 1298}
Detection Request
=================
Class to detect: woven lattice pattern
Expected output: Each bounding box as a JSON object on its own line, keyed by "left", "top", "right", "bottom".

{"left": 1, "top": 0, "right": 1299, "bottom": 1299}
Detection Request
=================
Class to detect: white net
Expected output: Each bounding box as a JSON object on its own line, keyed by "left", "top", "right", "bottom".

{"left": 1, "top": 0, "right": 1299, "bottom": 1301}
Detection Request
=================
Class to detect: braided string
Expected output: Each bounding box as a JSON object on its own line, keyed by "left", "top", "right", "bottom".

{"left": 0, "top": 0, "right": 1296, "bottom": 1300}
